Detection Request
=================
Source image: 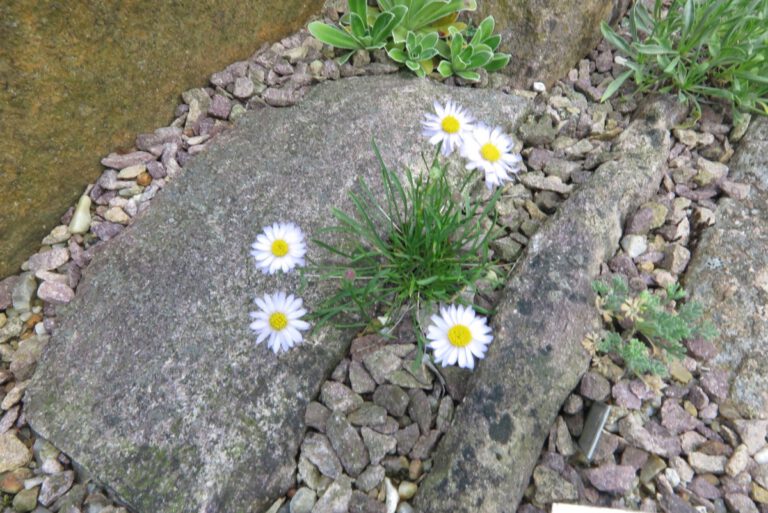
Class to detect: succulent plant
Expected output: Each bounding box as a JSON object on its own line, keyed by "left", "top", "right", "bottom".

{"left": 435, "top": 16, "right": 510, "bottom": 81}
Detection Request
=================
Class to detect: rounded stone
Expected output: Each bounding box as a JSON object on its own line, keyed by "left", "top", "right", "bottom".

{"left": 289, "top": 487, "right": 316, "bottom": 513}
{"left": 398, "top": 481, "right": 418, "bottom": 500}
{"left": 12, "top": 486, "right": 39, "bottom": 513}
{"left": 0, "top": 433, "right": 32, "bottom": 473}
{"left": 621, "top": 234, "right": 648, "bottom": 259}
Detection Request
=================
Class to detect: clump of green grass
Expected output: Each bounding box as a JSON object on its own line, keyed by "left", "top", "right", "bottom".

{"left": 601, "top": 0, "right": 768, "bottom": 120}
{"left": 304, "top": 142, "right": 499, "bottom": 352}
{"left": 592, "top": 276, "right": 717, "bottom": 377}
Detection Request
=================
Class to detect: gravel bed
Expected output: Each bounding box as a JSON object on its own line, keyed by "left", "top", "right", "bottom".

{"left": 514, "top": 40, "right": 761, "bottom": 513}
{"left": 0, "top": 4, "right": 758, "bottom": 513}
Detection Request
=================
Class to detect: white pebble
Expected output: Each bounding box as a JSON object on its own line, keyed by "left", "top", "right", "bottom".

{"left": 24, "top": 476, "right": 45, "bottom": 489}
{"left": 621, "top": 234, "right": 648, "bottom": 259}
{"left": 68, "top": 194, "right": 92, "bottom": 235}
{"left": 754, "top": 446, "right": 768, "bottom": 464}
{"left": 385, "top": 478, "right": 398, "bottom": 513}
{"left": 34, "top": 322, "right": 47, "bottom": 336}
{"left": 532, "top": 81, "right": 546, "bottom": 93}
{"left": 665, "top": 468, "right": 681, "bottom": 488}
{"left": 117, "top": 164, "right": 145, "bottom": 179}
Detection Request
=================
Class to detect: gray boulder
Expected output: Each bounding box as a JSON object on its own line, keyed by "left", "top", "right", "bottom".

{"left": 25, "top": 74, "right": 530, "bottom": 513}
{"left": 472, "top": 0, "right": 630, "bottom": 88}
{"left": 685, "top": 118, "right": 768, "bottom": 419}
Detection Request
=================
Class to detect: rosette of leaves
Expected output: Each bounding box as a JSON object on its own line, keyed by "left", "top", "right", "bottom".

{"left": 592, "top": 276, "right": 717, "bottom": 377}
{"left": 308, "top": 0, "right": 407, "bottom": 63}
{"left": 435, "top": 16, "right": 510, "bottom": 81}
{"left": 377, "top": 0, "right": 477, "bottom": 43}
{"left": 387, "top": 31, "right": 440, "bottom": 77}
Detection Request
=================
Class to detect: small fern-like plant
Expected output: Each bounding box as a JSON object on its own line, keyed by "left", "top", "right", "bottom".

{"left": 592, "top": 276, "right": 717, "bottom": 376}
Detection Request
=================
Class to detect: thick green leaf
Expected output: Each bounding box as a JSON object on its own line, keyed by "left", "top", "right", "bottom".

{"left": 635, "top": 2, "right": 654, "bottom": 35}
{"left": 435, "top": 40, "right": 450, "bottom": 59}
{"left": 663, "top": 56, "right": 681, "bottom": 74}
{"left": 406, "top": 30, "right": 417, "bottom": 50}
{"left": 450, "top": 30, "right": 464, "bottom": 57}
{"left": 387, "top": 47, "right": 408, "bottom": 63}
{"left": 370, "top": 11, "right": 396, "bottom": 43}
{"left": 468, "top": 49, "right": 493, "bottom": 68}
{"left": 484, "top": 52, "right": 510, "bottom": 72}
{"left": 456, "top": 69, "right": 481, "bottom": 81}
{"left": 405, "top": 59, "right": 420, "bottom": 71}
{"left": 308, "top": 22, "right": 362, "bottom": 50}
{"left": 471, "top": 16, "right": 495, "bottom": 46}
{"left": 337, "top": 50, "right": 356, "bottom": 64}
{"left": 376, "top": 0, "right": 397, "bottom": 11}
{"left": 458, "top": 46, "right": 473, "bottom": 63}
{"left": 437, "top": 60, "right": 454, "bottom": 77}
{"left": 350, "top": 13, "right": 368, "bottom": 39}
{"left": 600, "top": 69, "right": 633, "bottom": 102}
{"left": 349, "top": 0, "right": 367, "bottom": 23}
{"left": 682, "top": 0, "right": 694, "bottom": 39}
{"left": 380, "top": 5, "right": 408, "bottom": 43}
{"left": 735, "top": 71, "right": 768, "bottom": 85}
{"left": 407, "top": 0, "right": 476, "bottom": 32}
{"left": 420, "top": 47, "right": 439, "bottom": 60}
{"left": 483, "top": 34, "right": 502, "bottom": 51}
{"left": 635, "top": 43, "right": 675, "bottom": 55}
{"left": 601, "top": 21, "right": 634, "bottom": 57}
{"left": 420, "top": 31, "right": 439, "bottom": 50}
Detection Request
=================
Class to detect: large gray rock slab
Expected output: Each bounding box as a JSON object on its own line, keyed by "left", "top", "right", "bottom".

{"left": 25, "top": 75, "right": 531, "bottom": 513}
{"left": 414, "top": 97, "right": 686, "bottom": 513}
{"left": 471, "top": 0, "right": 629, "bottom": 88}
{"left": 685, "top": 118, "right": 768, "bottom": 419}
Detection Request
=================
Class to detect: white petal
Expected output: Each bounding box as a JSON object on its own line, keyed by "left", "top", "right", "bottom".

{"left": 293, "top": 319, "right": 311, "bottom": 331}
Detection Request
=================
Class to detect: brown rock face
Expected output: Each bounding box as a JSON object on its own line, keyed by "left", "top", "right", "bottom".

{"left": 0, "top": 0, "right": 321, "bottom": 278}
{"left": 471, "top": 0, "right": 628, "bottom": 88}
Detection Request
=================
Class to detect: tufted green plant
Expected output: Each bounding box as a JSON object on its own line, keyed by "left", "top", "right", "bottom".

{"left": 387, "top": 31, "right": 441, "bottom": 77}
{"left": 305, "top": 142, "right": 500, "bottom": 339}
{"left": 308, "top": 0, "right": 407, "bottom": 63}
{"left": 435, "top": 17, "right": 510, "bottom": 81}
{"left": 601, "top": 0, "right": 768, "bottom": 120}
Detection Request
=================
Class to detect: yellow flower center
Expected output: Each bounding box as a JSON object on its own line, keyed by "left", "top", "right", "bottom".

{"left": 480, "top": 142, "right": 501, "bottom": 163}
{"left": 441, "top": 115, "right": 460, "bottom": 134}
{"left": 447, "top": 324, "right": 472, "bottom": 347}
{"left": 271, "top": 239, "right": 289, "bottom": 257}
{"left": 269, "top": 312, "right": 288, "bottom": 331}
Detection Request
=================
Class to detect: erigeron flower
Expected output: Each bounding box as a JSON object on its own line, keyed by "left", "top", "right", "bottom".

{"left": 251, "top": 221, "right": 307, "bottom": 274}
{"left": 422, "top": 100, "right": 474, "bottom": 156}
{"left": 250, "top": 292, "right": 310, "bottom": 354}
{"left": 462, "top": 124, "right": 523, "bottom": 190}
{"left": 426, "top": 304, "right": 493, "bottom": 370}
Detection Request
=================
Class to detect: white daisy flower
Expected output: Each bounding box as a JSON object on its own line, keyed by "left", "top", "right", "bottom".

{"left": 426, "top": 304, "right": 493, "bottom": 370}
{"left": 422, "top": 100, "right": 475, "bottom": 156}
{"left": 250, "top": 291, "right": 310, "bottom": 354}
{"left": 462, "top": 124, "right": 523, "bottom": 190}
{"left": 251, "top": 221, "right": 307, "bottom": 274}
